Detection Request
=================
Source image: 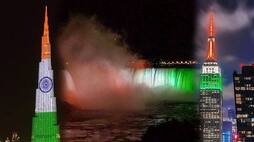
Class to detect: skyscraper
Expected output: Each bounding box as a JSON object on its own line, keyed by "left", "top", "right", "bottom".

{"left": 222, "top": 108, "right": 236, "bottom": 142}
{"left": 199, "top": 13, "right": 223, "bottom": 142}
{"left": 31, "top": 6, "right": 60, "bottom": 142}
{"left": 233, "top": 65, "right": 254, "bottom": 142}
{"left": 223, "top": 121, "right": 233, "bottom": 142}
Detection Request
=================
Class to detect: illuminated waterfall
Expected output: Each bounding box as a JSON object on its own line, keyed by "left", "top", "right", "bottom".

{"left": 132, "top": 68, "right": 197, "bottom": 93}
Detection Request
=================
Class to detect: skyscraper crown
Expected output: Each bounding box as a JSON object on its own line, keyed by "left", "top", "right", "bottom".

{"left": 209, "top": 12, "right": 215, "bottom": 37}
{"left": 41, "top": 6, "right": 51, "bottom": 59}
{"left": 206, "top": 12, "right": 216, "bottom": 61}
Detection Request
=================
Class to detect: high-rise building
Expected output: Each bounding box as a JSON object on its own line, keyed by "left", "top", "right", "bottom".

{"left": 199, "top": 12, "right": 223, "bottom": 142}
{"left": 233, "top": 65, "right": 254, "bottom": 142}
{"left": 227, "top": 108, "right": 237, "bottom": 141}
{"left": 223, "top": 121, "right": 233, "bottom": 142}
{"left": 228, "top": 108, "right": 235, "bottom": 121}
{"left": 31, "top": 6, "right": 60, "bottom": 142}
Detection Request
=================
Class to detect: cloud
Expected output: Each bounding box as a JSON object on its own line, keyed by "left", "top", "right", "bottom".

{"left": 195, "top": 2, "right": 254, "bottom": 61}
{"left": 223, "top": 83, "right": 234, "bottom": 100}
{"left": 250, "top": 29, "right": 254, "bottom": 38}
{"left": 195, "top": 1, "right": 254, "bottom": 107}
{"left": 199, "top": 3, "right": 254, "bottom": 34}
{"left": 223, "top": 55, "right": 238, "bottom": 63}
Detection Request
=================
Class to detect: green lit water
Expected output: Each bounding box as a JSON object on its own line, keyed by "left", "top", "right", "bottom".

{"left": 132, "top": 68, "right": 197, "bottom": 94}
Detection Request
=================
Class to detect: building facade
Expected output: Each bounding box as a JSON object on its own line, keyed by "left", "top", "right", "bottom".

{"left": 199, "top": 13, "right": 223, "bottom": 142}
{"left": 223, "top": 121, "right": 233, "bottom": 142}
{"left": 234, "top": 65, "right": 254, "bottom": 142}
{"left": 31, "top": 6, "right": 60, "bottom": 142}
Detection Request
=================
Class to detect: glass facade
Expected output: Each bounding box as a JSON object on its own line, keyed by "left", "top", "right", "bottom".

{"left": 233, "top": 65, "right": 254, "bottom": 142}
{"left": 223, "top": 121, "right": 232, "bottom": 142}
{"left": 223, "top": 131, "right": 231, "bottom": 142}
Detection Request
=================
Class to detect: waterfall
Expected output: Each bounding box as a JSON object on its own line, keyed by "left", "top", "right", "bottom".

{"left": 132, "top": 68, "right": 197, "bottom": 93}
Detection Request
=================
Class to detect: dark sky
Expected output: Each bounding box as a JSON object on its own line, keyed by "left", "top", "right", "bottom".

{"left": 0, "top": 0, "right": 196, "bottom": 140}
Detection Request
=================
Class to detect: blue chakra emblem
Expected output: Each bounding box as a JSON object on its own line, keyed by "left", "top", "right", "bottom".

{"left": 39, "top": 77, "right": 53, "bottom": 93}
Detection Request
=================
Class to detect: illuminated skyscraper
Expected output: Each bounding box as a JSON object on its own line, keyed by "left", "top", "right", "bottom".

{"left": 31, "top": 6, "right": 60, "bottom": 142}
{"left": 233, "top": 65, "right": 254, "bottom": 142}
{"left": 223, "top": 121, "right": 233, "bottom": 142}
{"left": 199, "top": 13, "right": 223, "bottom": 142}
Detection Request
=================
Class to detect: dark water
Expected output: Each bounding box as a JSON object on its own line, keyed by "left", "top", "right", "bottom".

{"left": 61, "top": 102, "right": 197, "bottom": 142}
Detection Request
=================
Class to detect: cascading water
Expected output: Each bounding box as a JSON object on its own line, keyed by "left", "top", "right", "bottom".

{"left": 132, "top": 68, "right": 197, "bottom": 94}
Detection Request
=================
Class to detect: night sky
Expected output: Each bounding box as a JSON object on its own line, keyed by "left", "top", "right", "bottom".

{"left": 0, "top": 0, "right": 196, "bottom": 140}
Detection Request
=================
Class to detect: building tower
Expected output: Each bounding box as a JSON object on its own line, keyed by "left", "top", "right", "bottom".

{"left": 233, "top": 65, "right": 254, "bottom": 142}
{"left": 31, "top": 6, "right": 60, "bottom": 142}
{"left": 222, "top": 121, "right": 233, "bottom": 142}
{"left": 199, "top": 13, "right": 223, "bottom": 142}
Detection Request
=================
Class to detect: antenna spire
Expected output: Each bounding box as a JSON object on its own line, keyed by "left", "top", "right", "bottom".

{"left": 41, "top": 6, "right": 51, "bottom": 59}
{"left": 206, "top": 12, "right": 216, "bottom": 61}
{"left": 209, "top": 12, "right": 215, "bottom": 37}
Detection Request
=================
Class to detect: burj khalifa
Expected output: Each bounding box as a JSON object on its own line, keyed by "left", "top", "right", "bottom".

{"left": 31, "top": 6, "right": 60, "bottom": 142}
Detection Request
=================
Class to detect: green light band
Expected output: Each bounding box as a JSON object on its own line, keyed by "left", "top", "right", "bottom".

{"left": 32, "top": 112, "right": 60, "bottom": 142}
{"left": 200, "top": 73, "right": 222, "bottom": 91}
{"left": 134, "top": 68, "right": 197, "bottom": 93}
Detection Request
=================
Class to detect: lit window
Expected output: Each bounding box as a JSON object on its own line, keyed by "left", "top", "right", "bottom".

{"left": 235, "top": 77, "right": 240, "bottom": 80}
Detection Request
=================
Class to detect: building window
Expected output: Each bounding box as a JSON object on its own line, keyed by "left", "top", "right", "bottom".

{"left": 235, "top": 77, "right": 240, "bottom": 80}
{"left": 244, "top": 77, "right": 251, "bottom": 80}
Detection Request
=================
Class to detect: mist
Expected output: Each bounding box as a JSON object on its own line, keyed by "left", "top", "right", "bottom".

{"left": 58, "top": 16, "right": 195, "bottom": 110}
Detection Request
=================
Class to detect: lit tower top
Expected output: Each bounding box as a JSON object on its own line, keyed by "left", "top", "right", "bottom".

{"left": 206, "top": 12, "right": 216, "bottom": 61}
{"left": 209, "top": 12, "right": 215, "bottom": 37}
{"left": 41, "top": 6, "right": 51, "bottom": 60}
{"left": 201, "top": 12, "right": 222, "bottom": 90}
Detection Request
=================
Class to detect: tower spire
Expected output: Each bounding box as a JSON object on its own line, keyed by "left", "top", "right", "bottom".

{"left": 209, "top": 12, "right": 214, "bottom": 37}
{"left": 41, "top": 6, "right": 51, "bottom": 59}
{"left": 206, "top": 12, "right": 216, "bottom": 61}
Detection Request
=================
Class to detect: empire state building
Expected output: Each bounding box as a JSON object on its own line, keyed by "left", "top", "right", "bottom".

{"left": 199, "top": 13, "right": 223, "bottom": 142}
